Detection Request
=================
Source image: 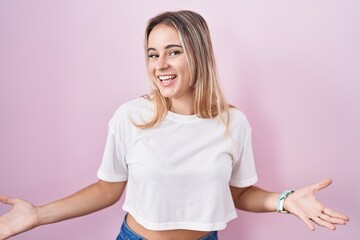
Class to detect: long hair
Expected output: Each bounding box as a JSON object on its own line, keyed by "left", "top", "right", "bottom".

{"left": 134, "top": 10, "right": 231, "bottom": 130}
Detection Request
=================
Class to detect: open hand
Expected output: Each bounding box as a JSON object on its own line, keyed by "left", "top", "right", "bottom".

{"left": 284, "top": 179, "right": 349, "bottom": 230}
{"left": 0, "top": 196, "right": 39, "bottom": 240}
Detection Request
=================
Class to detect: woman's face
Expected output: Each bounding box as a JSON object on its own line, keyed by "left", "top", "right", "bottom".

{"left": 147, "top": 24, "right": 193, "bottom": 103}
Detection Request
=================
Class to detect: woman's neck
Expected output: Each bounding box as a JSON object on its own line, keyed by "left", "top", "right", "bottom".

{"left": 169, "top": 97, "right": 195, "bottom": 115}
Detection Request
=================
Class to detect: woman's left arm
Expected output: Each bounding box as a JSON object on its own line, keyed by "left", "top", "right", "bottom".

{"left": 230, "top": 178, "right": 349, "bottom": 230}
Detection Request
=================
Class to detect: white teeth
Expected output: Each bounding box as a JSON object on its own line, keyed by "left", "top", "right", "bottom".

{"left": 158, "top": 75, "right": 176, "bottom": 81}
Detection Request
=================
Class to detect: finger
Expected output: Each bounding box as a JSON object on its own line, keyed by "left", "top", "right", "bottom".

{"left": 313, "top": 178, "right": 332, "bottom": 192}
{"left": 303, "top": 218, "right": 316, "bottom": 231}
{"left": 323, "top": 208, "right": 350, "bottom": 221}
{"left": 0, "top": 195, "right": 14, "bottom": 205}
{"left": 319, "top": 213, "right": 347, "bottom": 225}
{"left": 311, "top": 216, "right": 336, "bottom": 230}
{"left": 293, "top": 212, "right": 316, "bottom": 231}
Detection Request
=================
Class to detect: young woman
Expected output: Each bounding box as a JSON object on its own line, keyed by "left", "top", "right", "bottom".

{"left": 0, "top": 10, "right": 349, "bottom": 240}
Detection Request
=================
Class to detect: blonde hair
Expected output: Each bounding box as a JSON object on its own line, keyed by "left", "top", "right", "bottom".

{"left": 135, "top": 10, "right": 231, "bottom": 130}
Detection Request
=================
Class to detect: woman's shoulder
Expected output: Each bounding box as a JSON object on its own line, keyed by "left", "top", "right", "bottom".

{"left": 119, "top": 96, "right": 152, "bottom": 111}
{"left": 110, "top": 96, "right": 153, "bottom": 124}
{"left": 228, "top": 105, "right": 249, "bottom": 123}
{"left": 226, "top": 105, "right": 252, "bottom": 135}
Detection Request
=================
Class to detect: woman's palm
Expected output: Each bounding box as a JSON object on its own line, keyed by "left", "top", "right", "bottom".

{"left": 0, "top": 196, "right": 39, "bottom": 240}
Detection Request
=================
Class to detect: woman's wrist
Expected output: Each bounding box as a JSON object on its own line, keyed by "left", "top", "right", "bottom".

{"left": 36, "top": 204, "right": 55, "bottom": 226}
{"left": 277, "top": 190, "right": 294, "bottom": 213}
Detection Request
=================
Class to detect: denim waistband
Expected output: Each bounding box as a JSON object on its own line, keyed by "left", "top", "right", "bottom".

{"left": 116, "top": 215, "right": 218, "bottom": 240}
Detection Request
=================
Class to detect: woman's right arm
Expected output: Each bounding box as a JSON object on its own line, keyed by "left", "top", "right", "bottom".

{"left": 0, "top": 180, "right": 126, "bottom": 239}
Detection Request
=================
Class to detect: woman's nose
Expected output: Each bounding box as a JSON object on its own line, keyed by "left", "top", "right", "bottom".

{"left": 155, "top": 56, "right": 169, "bottom": 70}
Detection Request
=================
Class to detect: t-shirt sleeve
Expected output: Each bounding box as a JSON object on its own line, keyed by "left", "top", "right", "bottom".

{"left": 229, "top": 116, "right": 258, "bottom": 188}
{"left": 97, "top": 124, "right": 128, "bottom": 182}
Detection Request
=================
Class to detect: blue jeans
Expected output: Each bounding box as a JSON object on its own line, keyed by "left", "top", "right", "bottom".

{"left": 116, "top": 215, "right": 218, "bottom": 240}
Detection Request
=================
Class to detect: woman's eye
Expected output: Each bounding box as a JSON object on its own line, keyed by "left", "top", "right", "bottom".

{"left": 148, "top": 54, "right": 158, "bottom": 59}
{"left": 169, "top": 50, "right": 181, "bottom": 56}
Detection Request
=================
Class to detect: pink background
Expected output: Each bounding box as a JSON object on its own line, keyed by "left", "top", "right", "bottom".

{"left": 0, "top": 0, "right": 359, "bottom": 239}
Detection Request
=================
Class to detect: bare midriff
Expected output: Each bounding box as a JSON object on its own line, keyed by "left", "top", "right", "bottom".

{"left": 126, "top": 213, "right": 212, "bottom": 240}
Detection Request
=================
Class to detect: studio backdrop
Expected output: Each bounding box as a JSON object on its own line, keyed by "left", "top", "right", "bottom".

{"left": 0, "top": 1, "right": 359, "bottom": 239}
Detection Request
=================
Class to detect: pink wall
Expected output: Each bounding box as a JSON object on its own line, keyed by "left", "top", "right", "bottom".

{"left": 0, "top": 1, "right": 359, "bottom": 239}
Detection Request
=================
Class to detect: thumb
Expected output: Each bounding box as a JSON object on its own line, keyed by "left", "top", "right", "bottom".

{"left": 313, "top": 178, "right": 332, "bottom": 192}
{"left": 0, "top": 195, "right": 15, "bottom": 205}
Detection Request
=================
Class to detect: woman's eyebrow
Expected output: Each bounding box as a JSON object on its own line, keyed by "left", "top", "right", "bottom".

{"left": 165, "top": 44, "right": 182, "bottom": 49}
{"left": 147, "top": 44, "right": 183, "bottom": 52}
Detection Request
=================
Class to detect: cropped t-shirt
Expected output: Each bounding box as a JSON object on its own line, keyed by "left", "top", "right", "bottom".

{"left": 97, "top": 97, "right": 258, "bottom": 231}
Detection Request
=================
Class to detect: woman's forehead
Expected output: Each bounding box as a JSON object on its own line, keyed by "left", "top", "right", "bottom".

{"left": 147, "top": 24, "right": 181, "bottom": 48}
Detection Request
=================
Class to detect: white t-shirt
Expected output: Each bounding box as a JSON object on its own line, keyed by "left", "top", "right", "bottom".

{"left": 97, "top": 97, "right": 258, "bottom": 231}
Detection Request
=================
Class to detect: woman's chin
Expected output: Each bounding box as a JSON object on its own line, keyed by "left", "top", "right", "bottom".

{"left": 158, "top": 90, "right": 175, "bottom": 98}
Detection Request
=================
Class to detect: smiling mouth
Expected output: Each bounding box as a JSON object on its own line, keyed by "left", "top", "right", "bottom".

{"left": 158, "top": 75, "right": 177, "bottom": 86}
